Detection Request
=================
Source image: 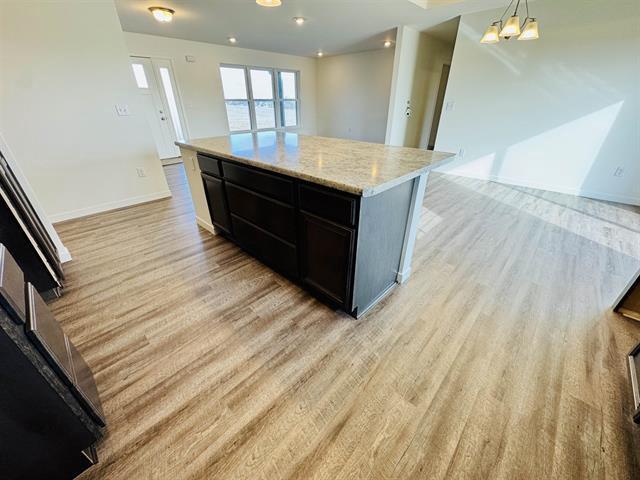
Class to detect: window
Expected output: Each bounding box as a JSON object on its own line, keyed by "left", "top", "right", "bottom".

{"left": 219, "top": 65, "right": 299, "bottom": 132}
{"left": 131, "top": 63, "right": 149, "bottom": 89}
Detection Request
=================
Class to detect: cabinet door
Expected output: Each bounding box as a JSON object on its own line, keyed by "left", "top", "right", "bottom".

{"left": 299, "top": 213, "right": 355, "bottom": 307}
{"left": 201, "top": 173, "right": 231, "bottom": 233}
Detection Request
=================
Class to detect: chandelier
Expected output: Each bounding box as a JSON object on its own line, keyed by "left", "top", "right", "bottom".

{"left": 480, "top": 0, "right": 539, "bottom": 44}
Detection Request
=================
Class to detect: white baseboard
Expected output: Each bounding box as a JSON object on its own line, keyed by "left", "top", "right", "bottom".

{"left": 50, "top": 190, "right": 172, "bottom": 223}
{"left": 439, "top": 170, "right": 640, "bottom": 206}
{"left": 58, "top": 246, "right": 72, "bottom": 263}
{"left": 195, "top": 216, "right": 217, "bottom": 235}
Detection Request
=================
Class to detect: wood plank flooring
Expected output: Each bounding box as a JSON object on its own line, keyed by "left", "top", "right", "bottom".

{"left": 51, "top": 164, "right": 640, "bottom": 479}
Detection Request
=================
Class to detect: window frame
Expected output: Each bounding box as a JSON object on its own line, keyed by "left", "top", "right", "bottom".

{"left": 220, "top": 63, "right": 301, "bottom": 134}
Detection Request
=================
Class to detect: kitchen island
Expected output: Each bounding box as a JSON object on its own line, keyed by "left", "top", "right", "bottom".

{"left": 177, "top": 132, "right": 453, "bottom": 317}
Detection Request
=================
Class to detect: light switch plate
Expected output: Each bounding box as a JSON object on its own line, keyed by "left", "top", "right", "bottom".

{"left": 115, "top": 104, "right": 130, "bottom": 116}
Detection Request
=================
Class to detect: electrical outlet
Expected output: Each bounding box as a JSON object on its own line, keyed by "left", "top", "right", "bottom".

{"left": 115, "top": 104, "right": 130, "bottom": 116}
{"left": 445, "top": 101, "right": 455, "bottom": 112}
{"left": 136, "top": 168, "right": 146, "bottom": 178}
{"left": 458, "top": 148, "right": 465, "bottom": 159}
{"left": 185, "top": 55, "right": 196, "bottom": 63}
{"left": 614, "top": 167, "right": 625, "bottom": 177}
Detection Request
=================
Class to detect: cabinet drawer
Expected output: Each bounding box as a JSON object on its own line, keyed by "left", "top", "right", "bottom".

{"left": 0, "top": 244, "right": 26, "bottom": 324}
{"left": 231, "top": 215, "right": 298, "bottom": 279}
{"left": 223, "top": 161, "right": 294, "bottom": 204}
{"left": 197, "top": 154, "right": 222, "bottom": 177}
{"left": 226, "top": 183, "right": 296, "bottom": 244}
{"left": 25, "top": 283, "right": 74, "bottom": 385}
{"left": 68, "top": 340, "right": 106, "bottom": 427}
{"left": 299, "top": 184, "right": 357, "bottom": 227}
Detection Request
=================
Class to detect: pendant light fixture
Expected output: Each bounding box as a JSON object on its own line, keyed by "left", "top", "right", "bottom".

{"left": 480, "top": 0, "right": 540, "bottom": 44}
{"left": 256, "top": 0, "right": 282, "bottom": 6}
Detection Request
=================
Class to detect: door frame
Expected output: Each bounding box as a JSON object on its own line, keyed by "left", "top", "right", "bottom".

{"left": 130, "top": 54, "right": 191, "bottom": 150}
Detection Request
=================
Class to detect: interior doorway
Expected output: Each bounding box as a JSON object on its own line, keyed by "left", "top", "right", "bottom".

{"left": 130, "top": 56, "right": 186, "bottom": 160}
{"left": 427, "top": 63, "right": 451, "bottom": 150}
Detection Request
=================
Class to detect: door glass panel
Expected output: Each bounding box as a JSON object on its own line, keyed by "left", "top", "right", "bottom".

{"left": 278, "top": 71, "right": 297, "bottom": 99}
{"left": 255, "top": 101, "right": 275, "bottom": 129}
{"left": 220, "top": 67, "right": 248, "bottom": 99}
{"left": 281, "top": 100, "right": 298, "bottom": 127}
{"left": 158, "top": 67, "right": 185, "bottom": 142}
{"left": 225, "top": 101, "right": 251, "bottom": 131}
{"left": 250, "top": 69, "right": 274, "bottom": 99}
{"left": 131, "top": 63, "right": 148, "bottom": 89}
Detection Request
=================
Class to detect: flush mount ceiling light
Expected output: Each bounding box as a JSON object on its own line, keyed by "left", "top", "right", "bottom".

{"left": 294, "top": 17, "right": 305, "bottom": 25}
{"left": 256, "top": 0, "right": 282, "bottom": 6}
{"left": 317, "top": 51, "right": 324, "bottom": 57}
{"left": 383, "top": 40, "right": 393, "bottom": 48}
{"left": 228, "top": 37, "right": 237, "bottom": 44}
{"left": 480, "top": 0, "right": 540, "bottom": 44}
{"left": 148, "top": 6, "right": 174, "bottom": 23}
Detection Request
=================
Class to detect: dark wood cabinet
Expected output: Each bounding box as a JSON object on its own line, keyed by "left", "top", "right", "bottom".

{"left": 299, "top": 213, "right": 355, "bottom": 308}
{"left": 196, "top": 155, "right": 415, "bottom": 318}
{"left": 201, "top": 173, "right": 232, "bottom": 234}
{"left": 0, "top": 243, "right": 104, "bottom": 478}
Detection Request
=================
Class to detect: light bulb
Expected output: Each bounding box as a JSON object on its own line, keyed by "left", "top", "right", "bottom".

{"left": 294, "top": 17, "right": 305, "bottom": 25}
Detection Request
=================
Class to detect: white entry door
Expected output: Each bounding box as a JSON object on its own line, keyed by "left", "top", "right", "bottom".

{"left": 130, "top": 56, "right": 186, "bottom": 160}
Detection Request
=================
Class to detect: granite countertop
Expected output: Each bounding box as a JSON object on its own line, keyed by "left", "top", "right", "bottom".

{"left": 177, "top": 132, "right": 455, "bottom": 197}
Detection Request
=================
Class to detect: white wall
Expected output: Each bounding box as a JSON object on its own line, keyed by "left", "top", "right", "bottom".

{"left": 124, "top": 33, "right": 318, "bottom": 139}
{"left": 0, "top": 0, "right": 170, "bottom": 223}
{"left": 316, "top": 49, "right": 395, "bottom": 143}
{"left": 435, "top": 0, "right": 640, "bottom": 205}
{"left": 385, "top": 27, "right": 454, "bottom": 148}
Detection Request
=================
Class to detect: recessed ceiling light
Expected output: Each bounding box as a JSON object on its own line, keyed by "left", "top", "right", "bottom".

{"left": 148, "top": 6, "right": 175, "bottom": 23}
{"left": 383, "top": 40, "right": 392, "bottom": 48}
{"left": 256, "top": 0, "right": 282, "bottom": 6}
{"left": 317, "top": 51, "right": 324, "bottom": 57}
{"left": 294, "top": 17, "right": 305, "bottom": 25}
{"left": 228, "top": 37, "right": 237, "bottom": 44}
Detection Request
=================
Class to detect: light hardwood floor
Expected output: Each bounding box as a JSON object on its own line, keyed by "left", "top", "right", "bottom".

{"left": 51, "top": 164, "right": 640, "bottom": 479}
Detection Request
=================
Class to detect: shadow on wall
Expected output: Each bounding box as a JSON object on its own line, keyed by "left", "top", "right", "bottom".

{"left": 434, "top": 0, "right": 640, "bottom": 206}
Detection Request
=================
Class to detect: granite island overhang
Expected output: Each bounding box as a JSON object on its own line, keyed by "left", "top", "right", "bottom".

{"left": 177, "top": 131, "right": 454, "bottom": 317}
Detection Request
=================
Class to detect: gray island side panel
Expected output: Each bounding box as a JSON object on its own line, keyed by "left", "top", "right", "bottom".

{"left": 352, "top": 178, "right": 415, "bottom": 316}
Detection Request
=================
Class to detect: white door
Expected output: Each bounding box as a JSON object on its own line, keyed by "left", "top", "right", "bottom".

{"left": 130, "top": 57, "right": 185, "bottom": 159}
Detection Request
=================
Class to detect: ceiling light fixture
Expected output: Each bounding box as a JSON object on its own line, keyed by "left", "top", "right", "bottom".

{"left": 383, "top": 40, "right": 392, "bottom": 48}
{"left": 480, "top": 0, "right": 540, "bottom": 44}
{"left": 148, "top": 6, "right": 175, "bottom": 23}
{"left": 256, "top": 0, "right": 282, "bottom": 7}
{"left": 228, "top": 37, "right": 237, "bottom": 44}
{"left": 317, "top": 51, "right": 324, "bottom": 57}
{"left": 294, "top": 17, "right": 305, "bottom": 25}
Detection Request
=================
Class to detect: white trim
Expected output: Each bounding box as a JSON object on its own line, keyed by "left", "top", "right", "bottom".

{"left": 58, "top": 246, "right": 72, "bottom": 263}
{"left": 195, "top": 216, "right": 217, "bottom": 235}
{"left": 397, "top": 172, "right": 429, "bottom": 283}
{"left": 436, "top": 169, "right": 640, "bottom": 206}
{"left": 50, "top": 190, "right": 172, "bottom": 223}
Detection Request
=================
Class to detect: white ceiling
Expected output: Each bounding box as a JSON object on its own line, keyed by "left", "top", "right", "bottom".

{"left": 115, "top": 0, "right": 507, "bottom": 57}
